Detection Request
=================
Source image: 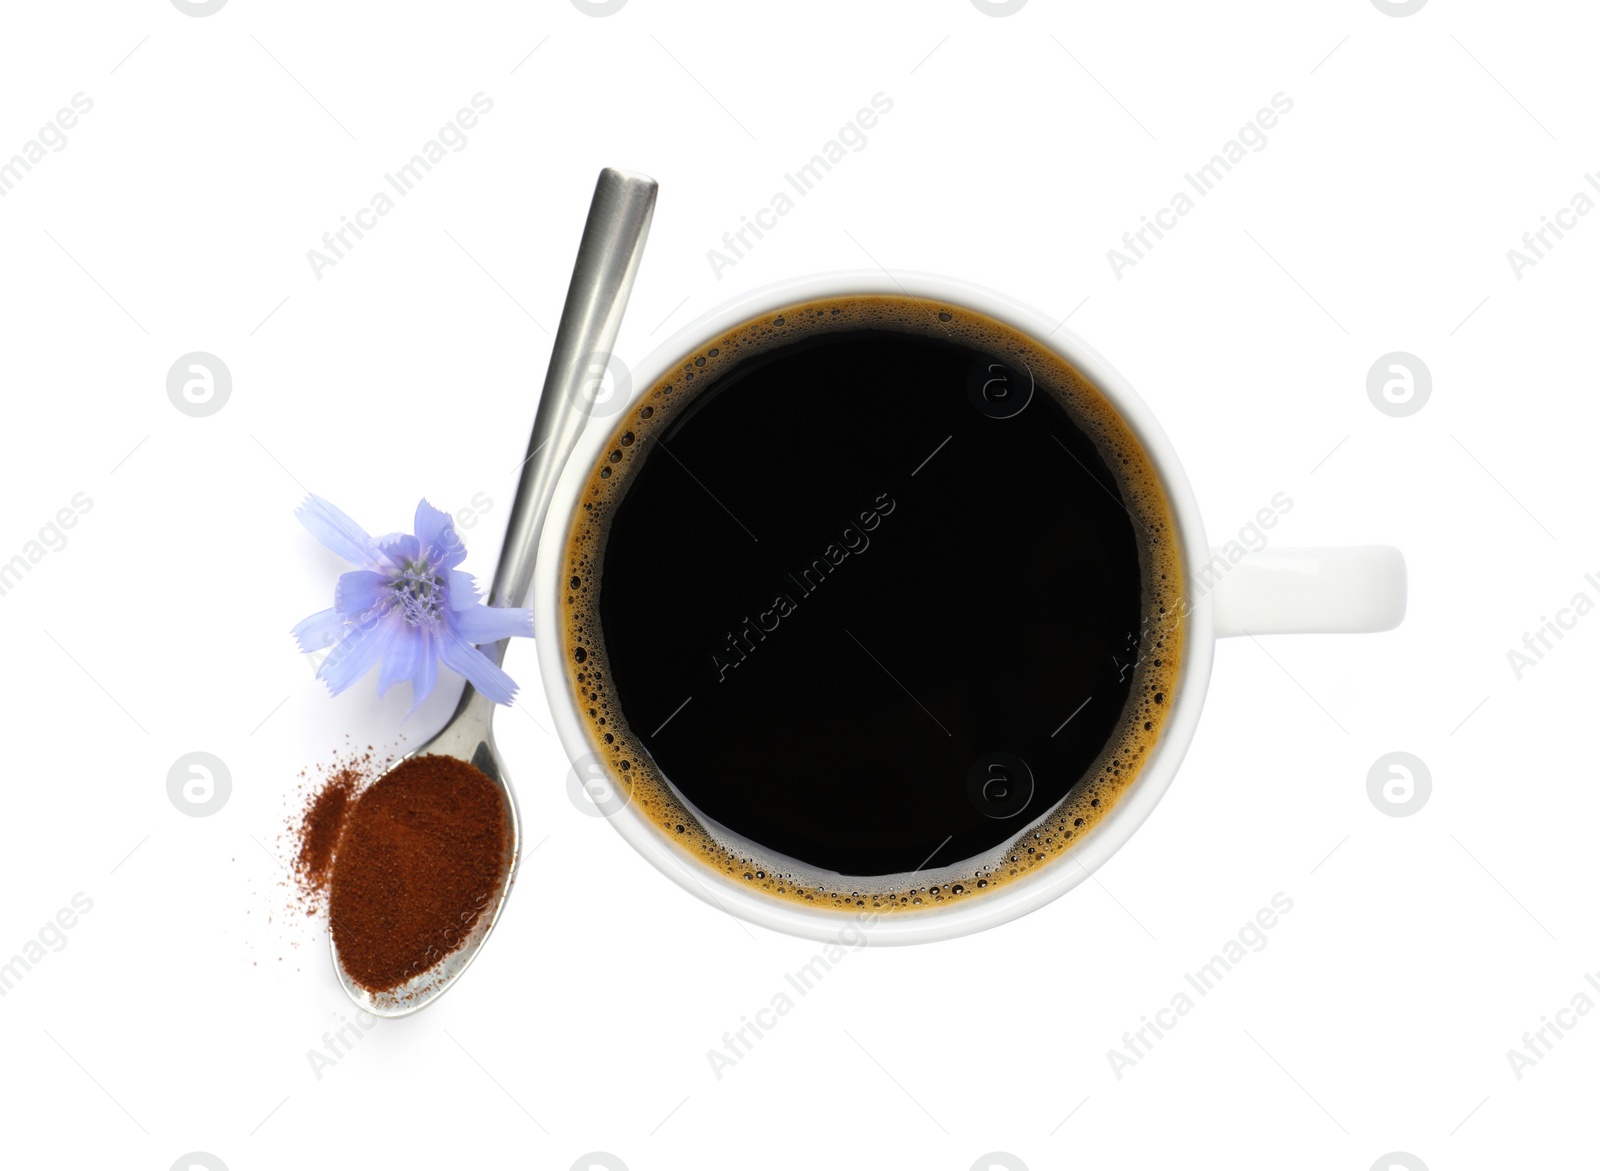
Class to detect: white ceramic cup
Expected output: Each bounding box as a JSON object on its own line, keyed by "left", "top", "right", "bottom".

{"left": 533, "top": 271, "right": 1406, "bottom": 945}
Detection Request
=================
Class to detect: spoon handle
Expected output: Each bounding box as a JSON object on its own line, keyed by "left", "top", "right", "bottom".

{"left": 485, "top": 167, "right": 658, "bottom": 664}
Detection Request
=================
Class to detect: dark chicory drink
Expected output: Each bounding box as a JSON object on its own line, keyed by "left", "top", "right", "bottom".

{"left": 561, "top": 295, "right": 1185, "bottom": 911}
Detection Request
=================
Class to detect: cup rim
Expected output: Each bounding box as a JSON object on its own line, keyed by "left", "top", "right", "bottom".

{"left": 533, "top": 269, "right": 1216, "bottom": 944}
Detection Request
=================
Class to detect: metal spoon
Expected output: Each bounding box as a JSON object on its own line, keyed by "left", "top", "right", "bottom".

{"left": 332, "top": 167, "right": 658, "bottom": 1016}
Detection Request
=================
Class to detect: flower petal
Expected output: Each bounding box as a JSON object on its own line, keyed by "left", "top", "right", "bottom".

{"left": 376, "top": 532, "right": 421, "bottom": 565}
{"left": 318, "top": 610, "right": 401, "bottom": 695}
{"left": 408, "top": 629, "right": 439, "bottom": 712}
{"left": 415, "top": 499, "right": 468, "bottom": 570}
{"left": 437, "top": 625, "right": 519, "bottom": 705}
{"left": 447, "top": 570, "right": 482, "bottom": 610}
{"left": 378, "top": 625, "right": 423, "bottom": 699}
{"left": 291, "top": 606, "right": 346, "bottom": 652}
{"left": 296, "top": 496, "right": 378, "bottom": 567}
{"left": 451, "top": 604, "right": 534, "bottom": 647}
{"left": 335, "top": 570, "right": 392, "bottom": 618}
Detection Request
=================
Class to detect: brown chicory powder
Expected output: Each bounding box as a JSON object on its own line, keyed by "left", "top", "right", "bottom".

{"left": 295, "top": 768, "right": 358, "bottom": 897}
{"left": 288, "top": 746, "right": 379, "bottom": 919}
{"left": 326, "top": 754, "right": 509, "bottom": 993}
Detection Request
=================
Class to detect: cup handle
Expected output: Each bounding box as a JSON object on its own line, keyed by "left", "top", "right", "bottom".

{"left": 1209, "top": 546, "right": 1407, "bottom": 637}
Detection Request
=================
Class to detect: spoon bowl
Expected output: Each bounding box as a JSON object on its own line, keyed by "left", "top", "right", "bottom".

{"left": 331, "top": 688, "right": 517, "bottom": 1017}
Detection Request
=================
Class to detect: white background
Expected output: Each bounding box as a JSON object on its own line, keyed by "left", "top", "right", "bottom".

{"left": 0, "top": 1, "right": 1594, "bottom": 1168}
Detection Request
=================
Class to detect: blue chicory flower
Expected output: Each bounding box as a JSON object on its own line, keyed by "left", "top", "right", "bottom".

{"left": 291, "top": 496, "right": 532, "bottom": 709}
